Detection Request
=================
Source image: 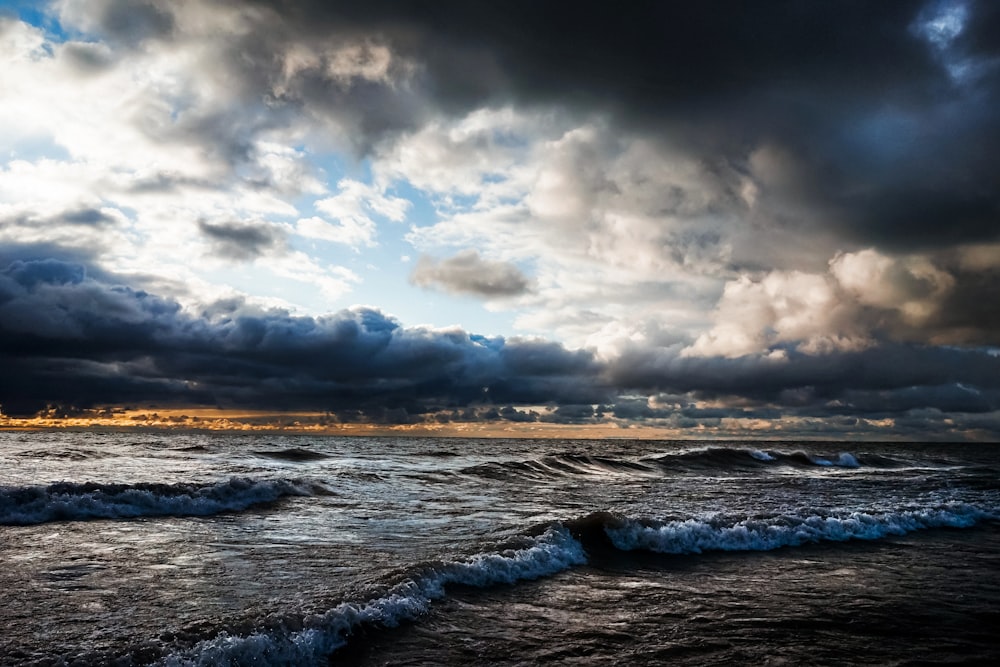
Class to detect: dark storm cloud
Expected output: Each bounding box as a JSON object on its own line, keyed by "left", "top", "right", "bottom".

{"left": 606, "top": 342, "right": 1000, "bottom": 412}
{"left": 0, "top": 243, "right": 118, "bottom": 283}
{"left": 2, "top": 254, "right": 996, "bottom": 435}
{"left": 540, "top": 404, "right": 597, "bottom": 424}
{"left": 497, "top": 405, "right": 540, "bottom": 423}
{"left": 184, "top": 1, "right": 998, "bottom": 254}
{"left": 834, "top": 384, "right": 1000, "bottom": 416}
{"left": 0, "top": 257, "right": 603, "bottom": 417}
{"left": 247, "top": 0, "right": 936, "bottom": 113}
{"left": 75, "top": 1, "right": 999, "bottom": 254}
{"left": 197, "top": 220, "right": 285, "bottom": 260}
{"left": 410, "top": 250, "right": 533, "bottom": 298}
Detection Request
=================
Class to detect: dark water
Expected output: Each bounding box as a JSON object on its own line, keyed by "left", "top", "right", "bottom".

{"left": 1, "top": 432, "right": 998, "bottom": 665}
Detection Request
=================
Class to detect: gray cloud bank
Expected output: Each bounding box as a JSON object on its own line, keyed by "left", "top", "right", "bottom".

{"left": 0, "top": 252, "right": 599, "bottom": 418}
{"left": 2, "top": 253, "right": 998, "bottom": 438}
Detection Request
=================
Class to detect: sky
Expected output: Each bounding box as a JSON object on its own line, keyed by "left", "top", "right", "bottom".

{"left": 1, "top": 0, "right": 999, "bottom": 439}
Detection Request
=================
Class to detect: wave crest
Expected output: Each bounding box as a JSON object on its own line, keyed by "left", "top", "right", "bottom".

{"left": 457, "top": 448, "right": 878, "bottom": 483}
{"left": 0, "top": 477, "right": 322, "bottom": 526}
{"left": 459, "top": 454, "right": 655, "bottom": 481}
{"left": 645, "top": 447, "right": 867, "bottom": 470}
{"left": 605, "top": 504, "right": 993, "bottom": 554}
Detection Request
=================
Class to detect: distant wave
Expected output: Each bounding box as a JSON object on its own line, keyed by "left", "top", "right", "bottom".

{"left": 458, "top": 454, "right": 657, "bottom": 480}
{"left": 12, "top": 447, "right": 115, "bottom": 461}
{"left": 156, "top": 501, "right": 996, "bottom": 666}
{"left": 455, "top": 448, "right": 889, "bottom": 482}
{"left": 253, "top": 447, "right": 331, "bottom": 462}
{"left": 0, "top": 477, "right": 324, "bottom": 526}
{"left": 413, "top": 450, "right": 461, "bottom": 458}
{"left": 644, "top": 447, "right": 867, "bottom": 470}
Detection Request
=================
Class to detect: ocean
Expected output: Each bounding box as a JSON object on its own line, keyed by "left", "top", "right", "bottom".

{"left": 1, "top": 431, "right": 998, "bottom": 666}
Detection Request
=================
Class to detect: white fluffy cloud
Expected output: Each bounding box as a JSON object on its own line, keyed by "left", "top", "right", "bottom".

{"left": 829, "top": 248, "right": 955, "bottom": 323}
{"left": 393, "top": 111, "right": 743, "bottom": 349}
{"left": 684, "top": 270, "right": 863, "bottom": 358}
{"left": 685, "top": 249, "right": 957, "bottom": 358}
{"left": 0, "top": 11, "right": 368, "bottom": 314}
{"left": 376, "top": 107, "right": 540, "bottom": 201}
{"left": 296, "top": 179, "right": 410, "bottom": 248}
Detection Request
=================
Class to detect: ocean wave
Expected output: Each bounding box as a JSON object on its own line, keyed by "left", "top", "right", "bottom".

{"left": 603, "top": 504, "right": 995, "bottom": 555}
{"left": 154, "top": 501, "right": 995, "bottom": 666}
{"left": 174, "top": 445, "right": 210, "bottom": 453}
{"left": 12, "top": 447, "right": 115, "bottom": 461}
{"left": 157, "top": 525, "right": 586, "bottom": 667}
{"left": 253, "top": 447, "right": 331, "bottom": 462}
{"left": 644, "top": 447, "right": 869, "bottom": 470}
{"left": 458, "top": 454, "right": 656, "bottom": 480}
{"left": 0, "top": 477, "right": 324, "bottom": 526}
{"left": 455, "top": 448, "right": 880, "bottom": 482}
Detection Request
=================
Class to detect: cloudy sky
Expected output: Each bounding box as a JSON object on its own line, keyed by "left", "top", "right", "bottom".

{"left": 1, "top": 0, "right": 999, "bottom": 439}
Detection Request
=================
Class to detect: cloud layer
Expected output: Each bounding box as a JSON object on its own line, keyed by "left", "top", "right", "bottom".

{"left": 2, "top": 253, "right": 997, "bottom": 439}
{"left": 0, "top": 254, "right": 601, "bottom": 419}
{"left": 1, "top": 1, "right": 998, "bottom": 438}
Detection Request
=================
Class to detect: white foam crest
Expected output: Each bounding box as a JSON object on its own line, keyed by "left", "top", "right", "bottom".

{"left": 0, "top": 477, "right": 317, "bottom": 525}
{"left": 606, "top": 504, "right": 994, "bottom": 555}
{"left": 749, "top": 449, "right": 776, "bottom": 462}
{"left": 158, "top": 525, "right": 586, "bottom": 666}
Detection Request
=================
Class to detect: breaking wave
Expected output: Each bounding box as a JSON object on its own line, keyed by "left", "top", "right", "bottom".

{"left": 0, "top": 477, "right": 324, "bottom": 526}
{"left": 643, "top": 447, "right": 866, "bottom": 470}
{"left": 157, "top": 526, "right": 586, "bottom": 666}
{"left": 154, "top": 501, "right": 996, "bottom": 666}
{"left": 459, "top": 453, "right": 656, "bottom": 480}
{"left": 455, "top": 448, "right": 891, "bottom": 482}
{"left": 602, "top": 504, "right": 993, "bottom": 554}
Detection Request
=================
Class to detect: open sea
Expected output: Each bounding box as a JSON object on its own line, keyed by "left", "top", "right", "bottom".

{"left": 1, "top": 431, "right": 998, "bottom": 666}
